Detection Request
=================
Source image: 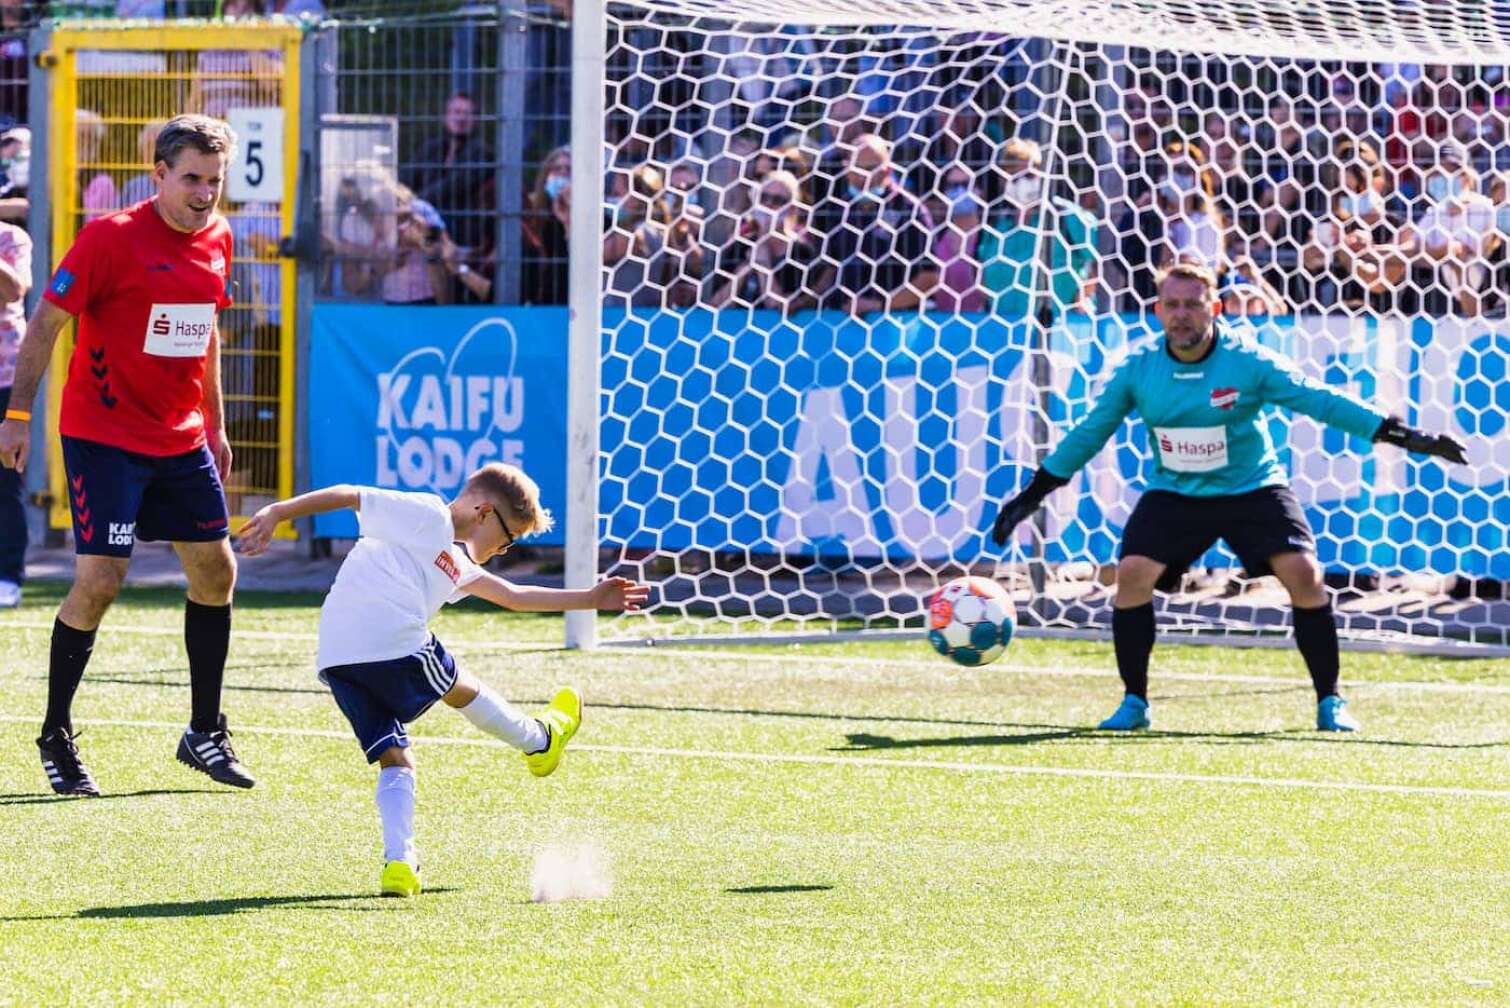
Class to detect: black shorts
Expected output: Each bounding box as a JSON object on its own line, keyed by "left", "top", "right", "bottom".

{"left": 61, "top": 435, "right": 230, "bottom": 558}
{"left": 1120, "top": 485, "right": 1315, "bottom": 593}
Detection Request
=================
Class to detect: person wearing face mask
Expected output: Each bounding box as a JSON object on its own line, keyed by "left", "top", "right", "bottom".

{"left": 811, "top": 134, "right": 937, "bottom": 313}
{"left": 1161, "top": 163, "right": 1225, "bottom": 267}
{"left": 709, "top": 170, "right": 817, "bottom": 311}
{"left": 603, "top": 163, "right": 673, "bottom": 309}
{"left": 0, "top": 212, "right": 29, "bottom": 608}
{"left": 929, "top": 168, "right": 988, "bottom": 313}
{"left": 522, "top": 145, "right": 571, "bottom": 304}
{"left": 0, "top": 126, "right": 25, "bottom": 224}
{"left": 1305, "top": 145, "right": 1408, "bottom": 313}
{"left": 1399, "top": 149, "right": 1498, "bottom": 316}
{"left": 663, "top": 167, "right": 709, "bottom": 309}
{"left": 0, "top": 126, "right": 29, "bottom": 198}
{"left": 977, "top": 138, "right": 1097, "bottom": 320}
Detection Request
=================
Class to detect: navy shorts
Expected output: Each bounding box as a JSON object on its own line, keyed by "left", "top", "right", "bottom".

{"left": 61, "top": 435, "right": 229, "bottom": 557}
{"left": 1121, "top": 485, "right": 1316, "bottom": 592}
{"left": 319, "top": 635, "right": 459, "bottom": 762}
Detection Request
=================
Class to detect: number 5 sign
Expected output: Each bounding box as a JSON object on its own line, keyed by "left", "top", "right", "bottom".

{"left": 226, "top": 107, "right": 284, "bottom": 203}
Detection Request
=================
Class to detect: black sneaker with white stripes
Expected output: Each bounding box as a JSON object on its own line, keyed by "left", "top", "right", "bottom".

{"left": 176, "top": 714, "right": 256, "bottom": 789}
{"left": 37, "top": 727, "right": 100, "bottom": 797}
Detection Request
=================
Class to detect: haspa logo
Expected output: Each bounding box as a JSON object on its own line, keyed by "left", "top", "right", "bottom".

{"left": 142, "top": 303, "right": 216, "bottom": 357}
{"left": 376, "top": 317, "right": 525, "bottom": 493}
{"left": 1210, "top": 386, "right": 1240, "bottom": 410}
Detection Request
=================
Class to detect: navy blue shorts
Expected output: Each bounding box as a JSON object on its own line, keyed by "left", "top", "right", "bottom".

{"left": 61, "top": 435, "right": 229, "bottom": 557}
{"left": 319, "top": 635, "right": 459, "bottom": 762}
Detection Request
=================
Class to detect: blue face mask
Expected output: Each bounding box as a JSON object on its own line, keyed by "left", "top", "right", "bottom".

{"left": 1341, "top": 191, "right": 1381, "bottom": 216}
{"left": 943, "top": 184, "right": 969, "bottom": 202}
{"left": 949, "top": 192, "right": 981, "bottom": 219}
{"left": 1426, "top": 175, "right": 1462, "bottom": 201}
{"left": 847, "top": 181, "right": 887, "bottom": 203}
{"left": 544, "top": 174, "right": 568, "bottom": 201}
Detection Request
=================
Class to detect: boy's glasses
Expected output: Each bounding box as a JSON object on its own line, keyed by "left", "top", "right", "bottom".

{"left": 493, "top": 510, "right": 516, "bottom": 554}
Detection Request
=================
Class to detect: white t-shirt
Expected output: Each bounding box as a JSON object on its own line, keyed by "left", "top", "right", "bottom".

{"left": 1416, "top": 193, "right": 1496, "bottom": 252}
{"left": 317, "top": 488, "right": 485, "bottom": 670}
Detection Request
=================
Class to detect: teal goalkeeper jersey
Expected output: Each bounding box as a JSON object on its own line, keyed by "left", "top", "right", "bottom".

{"left": 1042, "top": 330, "right": 1387, "bottom": 497}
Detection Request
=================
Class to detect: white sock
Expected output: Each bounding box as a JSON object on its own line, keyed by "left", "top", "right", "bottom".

{"left": 376, "top": 766, "right": 417, "bottom": 865}
{"left": 459, "top": 685, "right": 548, "bottom": 753}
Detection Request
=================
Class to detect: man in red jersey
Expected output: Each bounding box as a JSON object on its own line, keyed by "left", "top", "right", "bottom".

{"left": 0, "top": 114, "right": 255, "bottom": 795}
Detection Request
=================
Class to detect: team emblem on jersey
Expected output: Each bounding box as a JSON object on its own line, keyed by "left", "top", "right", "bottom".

{"left": 1210, "top": 387, "right": 1239, "bottom": 410}
{"left": 49, "top": 267, "right": 76, "bottom": 296}
{"left": 434, "top": 550, "right": 460, "bottom": 583}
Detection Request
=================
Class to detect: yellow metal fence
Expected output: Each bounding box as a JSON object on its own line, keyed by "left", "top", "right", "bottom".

{"left": 43, "top": 22, "right": 301, "bottom": 536}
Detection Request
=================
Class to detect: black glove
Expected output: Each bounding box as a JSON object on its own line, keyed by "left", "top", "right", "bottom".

{"left": 991, "top": 468, "right": 1070, "bottom": 546}
{"left": 1373, "top": 416, "right": 1469, "bottom": 465}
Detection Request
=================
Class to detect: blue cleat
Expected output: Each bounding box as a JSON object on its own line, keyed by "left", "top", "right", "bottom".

{"left": 1097, "top": 693, "right": 1150, "bottom": 731}
{"left": 1317, "top": 695, "right": 1360, "bottom": 732}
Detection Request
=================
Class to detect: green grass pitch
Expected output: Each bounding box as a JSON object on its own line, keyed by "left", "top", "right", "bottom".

{"left": 1, "top": 583, "right": 1506, "bottom": 1005}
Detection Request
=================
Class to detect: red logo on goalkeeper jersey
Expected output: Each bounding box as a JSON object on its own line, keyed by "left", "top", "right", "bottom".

{"left": 434, "top": 550, "right": 461, "bottom": 583}
{"left": 1210, "top": 387, "right": 1239, "bottom": 410}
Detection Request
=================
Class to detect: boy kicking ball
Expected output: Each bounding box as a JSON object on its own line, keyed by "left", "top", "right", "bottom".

{"left": 238, "top": 463, "right": 648, "bottom": 897}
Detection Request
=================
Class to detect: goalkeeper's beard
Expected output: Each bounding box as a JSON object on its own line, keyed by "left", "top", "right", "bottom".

{"left": 1167, "top": 319, "right": 1213, "bottom": 356}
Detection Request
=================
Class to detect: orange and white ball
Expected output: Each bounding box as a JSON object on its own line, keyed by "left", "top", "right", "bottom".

{"left": 927, "top": 576, "right": 1017, "bottom": 667}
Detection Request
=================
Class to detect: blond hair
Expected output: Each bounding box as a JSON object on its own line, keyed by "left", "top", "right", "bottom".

{"left": 1156, "top": 259, "right": 1219, "bottom": 295}
{"left": 1000, "top": 137, "right": 1043, "bottom": 168}
{"left": 464, "top": 463, "right": 554, "bottom": 537}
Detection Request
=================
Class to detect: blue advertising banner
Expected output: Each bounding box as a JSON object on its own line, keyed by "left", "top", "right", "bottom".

{"left": 308, "top": 305, "right": 1508, "bottom": 578}
{"left": 307, "top": 305, "right": 570, "bottom": 540}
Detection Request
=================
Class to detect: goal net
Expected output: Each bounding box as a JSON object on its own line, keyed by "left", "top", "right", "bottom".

{"left": 569, "top": 0, "right": 1510, "bottom": 653}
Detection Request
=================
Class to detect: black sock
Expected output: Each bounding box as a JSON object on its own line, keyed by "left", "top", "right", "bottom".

{"left": 1293, "top": 602, "right": 1340, "bottom": 701}
{"left": 1111, "top": 603, "right": 1155, "bottom": 701}
{"left": 186, "top": 600, "right": 232, "bottom": 733}
{"left": 44, "top": 618, "right": 97, "bottom": 735}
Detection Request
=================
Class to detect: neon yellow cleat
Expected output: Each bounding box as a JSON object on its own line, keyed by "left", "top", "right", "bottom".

{"left": 524, "top": 687, "right": 582, "bottom": 778}
{"left": 380, "top": 860, "right": 421, "bottom": 898}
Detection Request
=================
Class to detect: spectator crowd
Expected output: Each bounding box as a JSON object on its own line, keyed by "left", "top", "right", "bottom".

{"left": 357, "top": 47, "right": 1510, "bottom": 323}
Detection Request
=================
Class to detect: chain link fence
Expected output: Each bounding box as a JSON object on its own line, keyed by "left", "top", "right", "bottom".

{"left": 310, "top": 1, "right": 571, "bottom": 307}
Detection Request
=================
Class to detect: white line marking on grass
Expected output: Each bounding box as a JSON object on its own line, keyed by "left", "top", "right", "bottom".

{"left": 574, "top": 646, "right": 1510, "bottom": 696}
{"left": 4, "top": 620, "right": 322, "bottom": 642}
{"left": 9, "top": 621, "right": 1505, "bottom": 693}
{"left": 4, "top": 618, "right": 549, "bottom": 648}
{"left": 2, "top": 715, "right": 1505, "bottom": 802}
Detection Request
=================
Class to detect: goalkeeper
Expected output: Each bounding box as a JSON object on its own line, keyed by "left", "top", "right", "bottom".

{"left": 991, "top": 262, "right": 1467, "bottom": 733}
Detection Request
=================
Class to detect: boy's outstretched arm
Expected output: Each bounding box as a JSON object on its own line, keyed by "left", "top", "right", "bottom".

{"left": 237, "top": 484, "right": 363, "bottom": 556}
{"left": 462, "top": 572, "right": 650, "bottom": 613}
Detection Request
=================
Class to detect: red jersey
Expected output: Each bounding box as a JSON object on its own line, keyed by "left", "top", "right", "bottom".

{"left": 45, "top": 200, "right": 234, "bottom": 456}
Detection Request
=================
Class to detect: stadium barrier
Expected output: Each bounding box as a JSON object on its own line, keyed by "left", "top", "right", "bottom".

{"left": 28, "top": 19, "right": 302, "bottom": 535}
{"left": 308, "top": 303, "right": 1510, "bottom": 594}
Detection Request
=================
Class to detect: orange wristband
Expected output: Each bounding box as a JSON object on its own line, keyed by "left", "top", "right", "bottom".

{"left": 3, "top": 408, "right": 30, "bottom": 422}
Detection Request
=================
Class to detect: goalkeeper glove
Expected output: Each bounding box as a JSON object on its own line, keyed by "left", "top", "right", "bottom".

{"left": 1373, "top": 416, "right": 1469, "bottom": 465}
{"left": 991, "top": 468, "right": 1070, "bottom": 546}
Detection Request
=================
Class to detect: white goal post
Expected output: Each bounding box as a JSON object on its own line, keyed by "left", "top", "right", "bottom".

{"left": 565, "top": 0, "right": 1510, "bottom": 654}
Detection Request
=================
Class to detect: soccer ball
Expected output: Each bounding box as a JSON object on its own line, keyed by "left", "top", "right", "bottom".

{"left": 927, "top": 576, "right": 1017, "bottom": 668}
